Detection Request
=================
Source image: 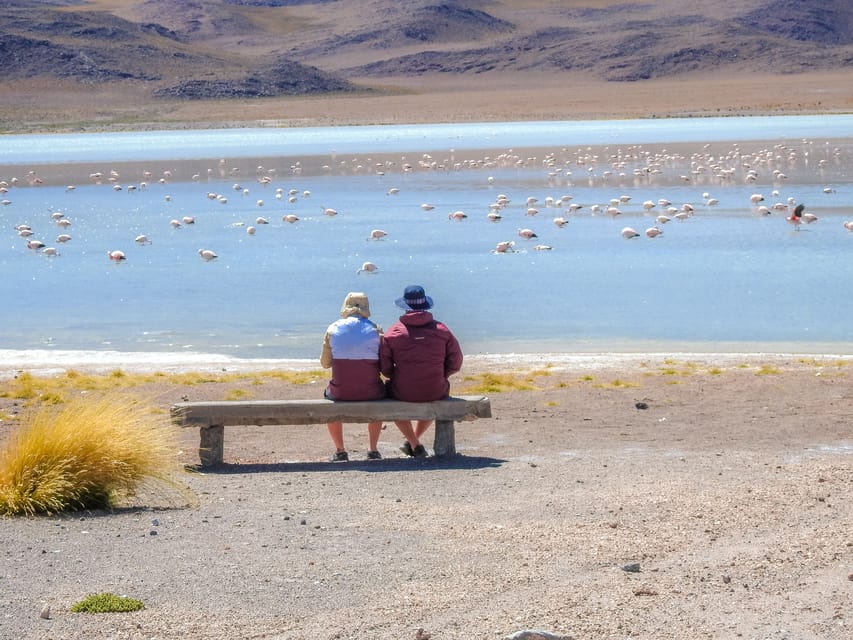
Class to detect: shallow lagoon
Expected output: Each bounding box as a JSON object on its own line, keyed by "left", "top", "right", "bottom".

{"left": 1, "top": 116, "right": 852, "bottom": 368}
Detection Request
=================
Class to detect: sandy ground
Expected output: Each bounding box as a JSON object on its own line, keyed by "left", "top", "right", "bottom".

{"left": 3, "top": 70, "right": 853, "bottom": 133}
{"left": 1, "top": 353, "right": 851, "bottom": 640}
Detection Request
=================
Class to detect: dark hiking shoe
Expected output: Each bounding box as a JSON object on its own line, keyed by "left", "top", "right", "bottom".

{"left": 330, "top": 450, "right": 349, "bottom": 462}
{"left": 412, "top": 444, "right": 428, "bottom": 458}
{"left": 366, "top": 450, "right": 382, "bottom": 460}
{"left": 399, "top": 441, "right": 414, "bottom": 456}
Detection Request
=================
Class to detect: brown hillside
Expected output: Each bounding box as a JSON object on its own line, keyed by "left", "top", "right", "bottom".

{"left": 1, "top": 0, "right": 852, "bottom": 132}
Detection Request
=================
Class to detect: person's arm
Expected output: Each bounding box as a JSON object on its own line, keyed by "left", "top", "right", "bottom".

{"left": 444, "top": 330, "right": 463, "bottom": 377}
{"left": 379, "top": 335, "right": 394, "bottom": 378}
{"left": 320, "top": 331, "right": 333, "bottom": 369}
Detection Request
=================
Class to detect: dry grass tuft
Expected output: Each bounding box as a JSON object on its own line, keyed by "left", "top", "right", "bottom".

{"left": 0, "top": 393, "right": 182, "bottom": 516}
{"left": 460, "top": 369, "right": 551, "bottom": 393}
{"left": 0, "top": 369, "right": 327, "bottom": 405}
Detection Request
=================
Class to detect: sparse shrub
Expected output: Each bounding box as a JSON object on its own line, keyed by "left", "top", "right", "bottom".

{"left": 755, "top": 365, "right": 781, "bottom": 375}
{"left": 70, "top": 592, "right": 144, "bottom": 613}
{"left": 461, "top": 372, "right": 538, "bottom": 393}
{"left": 0, "top": 393, "right": 180, "bottom": 516}
{"left": 224, "top": 388, "right": 251, "bottom": 401}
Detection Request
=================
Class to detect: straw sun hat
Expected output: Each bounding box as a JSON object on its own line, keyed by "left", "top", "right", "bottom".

{"left": 340, "top": 292, "right": 371, "bottom": 318}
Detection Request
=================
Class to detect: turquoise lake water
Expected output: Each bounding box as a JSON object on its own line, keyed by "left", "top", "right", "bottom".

{"left": 1, "top": 116, "right": 851, "bottom": 368}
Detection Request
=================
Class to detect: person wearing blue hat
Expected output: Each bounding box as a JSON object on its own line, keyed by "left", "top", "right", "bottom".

{"left": 380, "top": 285, "right": 463, "bottom": 457}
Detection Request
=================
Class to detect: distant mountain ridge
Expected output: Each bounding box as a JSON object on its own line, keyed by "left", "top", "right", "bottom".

{"left": 2, "top": 0, "right": 852, "bottom": 99}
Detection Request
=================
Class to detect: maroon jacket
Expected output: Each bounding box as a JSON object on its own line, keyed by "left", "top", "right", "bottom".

{"left": 379, "top": 311, "right": 463, "bottom": 402}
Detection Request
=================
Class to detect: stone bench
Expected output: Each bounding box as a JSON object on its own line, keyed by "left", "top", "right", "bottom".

{"left": 170, "top": 396, "right": 492, "bottom": 466}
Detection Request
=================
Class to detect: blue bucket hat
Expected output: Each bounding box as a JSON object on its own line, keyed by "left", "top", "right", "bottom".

{"left": 395, "top": 284, "right": 434, "bottom": 311}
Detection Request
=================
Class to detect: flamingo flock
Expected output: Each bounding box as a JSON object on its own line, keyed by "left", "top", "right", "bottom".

{"left": 2, "top": 137, "right": 850, "bottom": 285}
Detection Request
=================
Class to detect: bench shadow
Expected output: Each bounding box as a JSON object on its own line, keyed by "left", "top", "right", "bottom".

{"left": 188, "top": 454, "right": 507, "bottom": 475}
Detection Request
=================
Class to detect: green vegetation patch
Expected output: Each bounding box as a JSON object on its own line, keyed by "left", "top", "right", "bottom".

{"left": 71, "top": 592, "right": 144, "bottom": 613}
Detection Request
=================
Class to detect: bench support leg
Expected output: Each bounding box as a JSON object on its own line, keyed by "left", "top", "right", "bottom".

{"left": 433, "top": 419, "right": 456, "bottom": 458}
{"left": 199, "top": 424, "right": 224, "bottom": 467}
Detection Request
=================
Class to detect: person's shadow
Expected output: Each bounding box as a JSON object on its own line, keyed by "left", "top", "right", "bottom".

{"left": 189, "top": 455, "right": 506, "bottom": 474}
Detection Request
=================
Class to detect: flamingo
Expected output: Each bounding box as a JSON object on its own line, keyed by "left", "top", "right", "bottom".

{"left": 43, "top": 247, "right": 59, "bottom": 257}
{"left": 517, "top": 228, "right": 537, "bottom": 239}
{"left": 420, "top": 203, "right": 435, "bottom": 211}
{"left": 282, "top": 214, "right": 299, "bottom": 224}
{"left": 170, "top": 219, "right": 182, "bottom": 229}
{"left": 368, "top": 229, "right": 388, "bottom": 240}
{"left": 27, "top": 240, "right": 45, "bottom": 250}
{"left": 357, "top": 261, "right": 378, "bottom": 274}
{"left": 843, "top": 221, "right": 853, "bottom": 232}
{"left": 108, "top": 250, "right": 126, "bottom": 261}
{"left": 645, "top": 227, "right": 663, "bottom": 238}
{"left": 57, "top": 234, "right": 72, "bottom": 243}
{"left": 256, "top": 216, "right": 269, "bottom": 225}
{"left": 135, "top": 235, "right": 152, "bottom": 245}
{"left": 322, "top": 207, "right": 338, "bottom": 217}
{"left": 448, "top": 211, "right": 467, "bottom": 221}
{"left": 246, "top": 226, "right": 256, "bottom": 235}
{"left": 486, "top": 211, "right": 502, "bottom": 222}
{"left": 621, "top": 227, "right": 640, "bottom": 239}
{"left": 198, "top": 249, "right": 218, "bottom": 261}
{"left": 493, "top": 240, "right": 515, "bottom": 254}
{"left": 533, "top": 244, "right": 553, "bottom": 251}
{"left": 750, "top": 193, "right": 765, "bottom": 204}
{"left": 787, "top": 203, "right": 808, "bottom": 229}
{"left": 553, "top": 217, "right": 568, "bottom": 228}
{"left": 182, "top": 216, "right": 195, "bottom": 225}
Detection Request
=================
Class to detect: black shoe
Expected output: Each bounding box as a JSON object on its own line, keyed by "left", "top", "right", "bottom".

{"left": 366, "top": 450, "right": 382, "bottom": 460}
{"left": 399, "top": 441, "right": 414, "bottom": 456}
{"left": 330, "top": 450, "right": 349, "bottom": 462}
{"left": 412, "top": 444, "right": 428, "bottom": 458}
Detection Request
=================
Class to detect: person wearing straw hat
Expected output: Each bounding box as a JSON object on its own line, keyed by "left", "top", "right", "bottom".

{"left": 321, "top": 292, "right": 386, "bottom": 461}
{"left": 380, "top": 284, "right": 463, "bottom": 457}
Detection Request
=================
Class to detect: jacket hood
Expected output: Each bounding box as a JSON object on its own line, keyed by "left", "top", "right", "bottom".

{"left": 399, "top": 310, "right": 434, "bottom": 326}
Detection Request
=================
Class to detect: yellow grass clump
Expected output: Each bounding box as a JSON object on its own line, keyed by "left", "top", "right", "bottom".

{"left": 460, "top": 369, "right": 552, "bottom": 393}
{"left": 0, "top": 368, "right": 327, "bottom": 404}
{"left": 0, "top": 393, "right": 181, "bottom": 516}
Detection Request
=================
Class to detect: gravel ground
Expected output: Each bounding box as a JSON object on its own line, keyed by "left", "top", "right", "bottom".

{"left": 1, "top": 355, "right": 851, "bottom": 640}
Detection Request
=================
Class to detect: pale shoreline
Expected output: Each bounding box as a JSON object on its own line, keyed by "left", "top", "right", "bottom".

{"left": 1, "top": 348, "right": 850, "bottom": 379}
